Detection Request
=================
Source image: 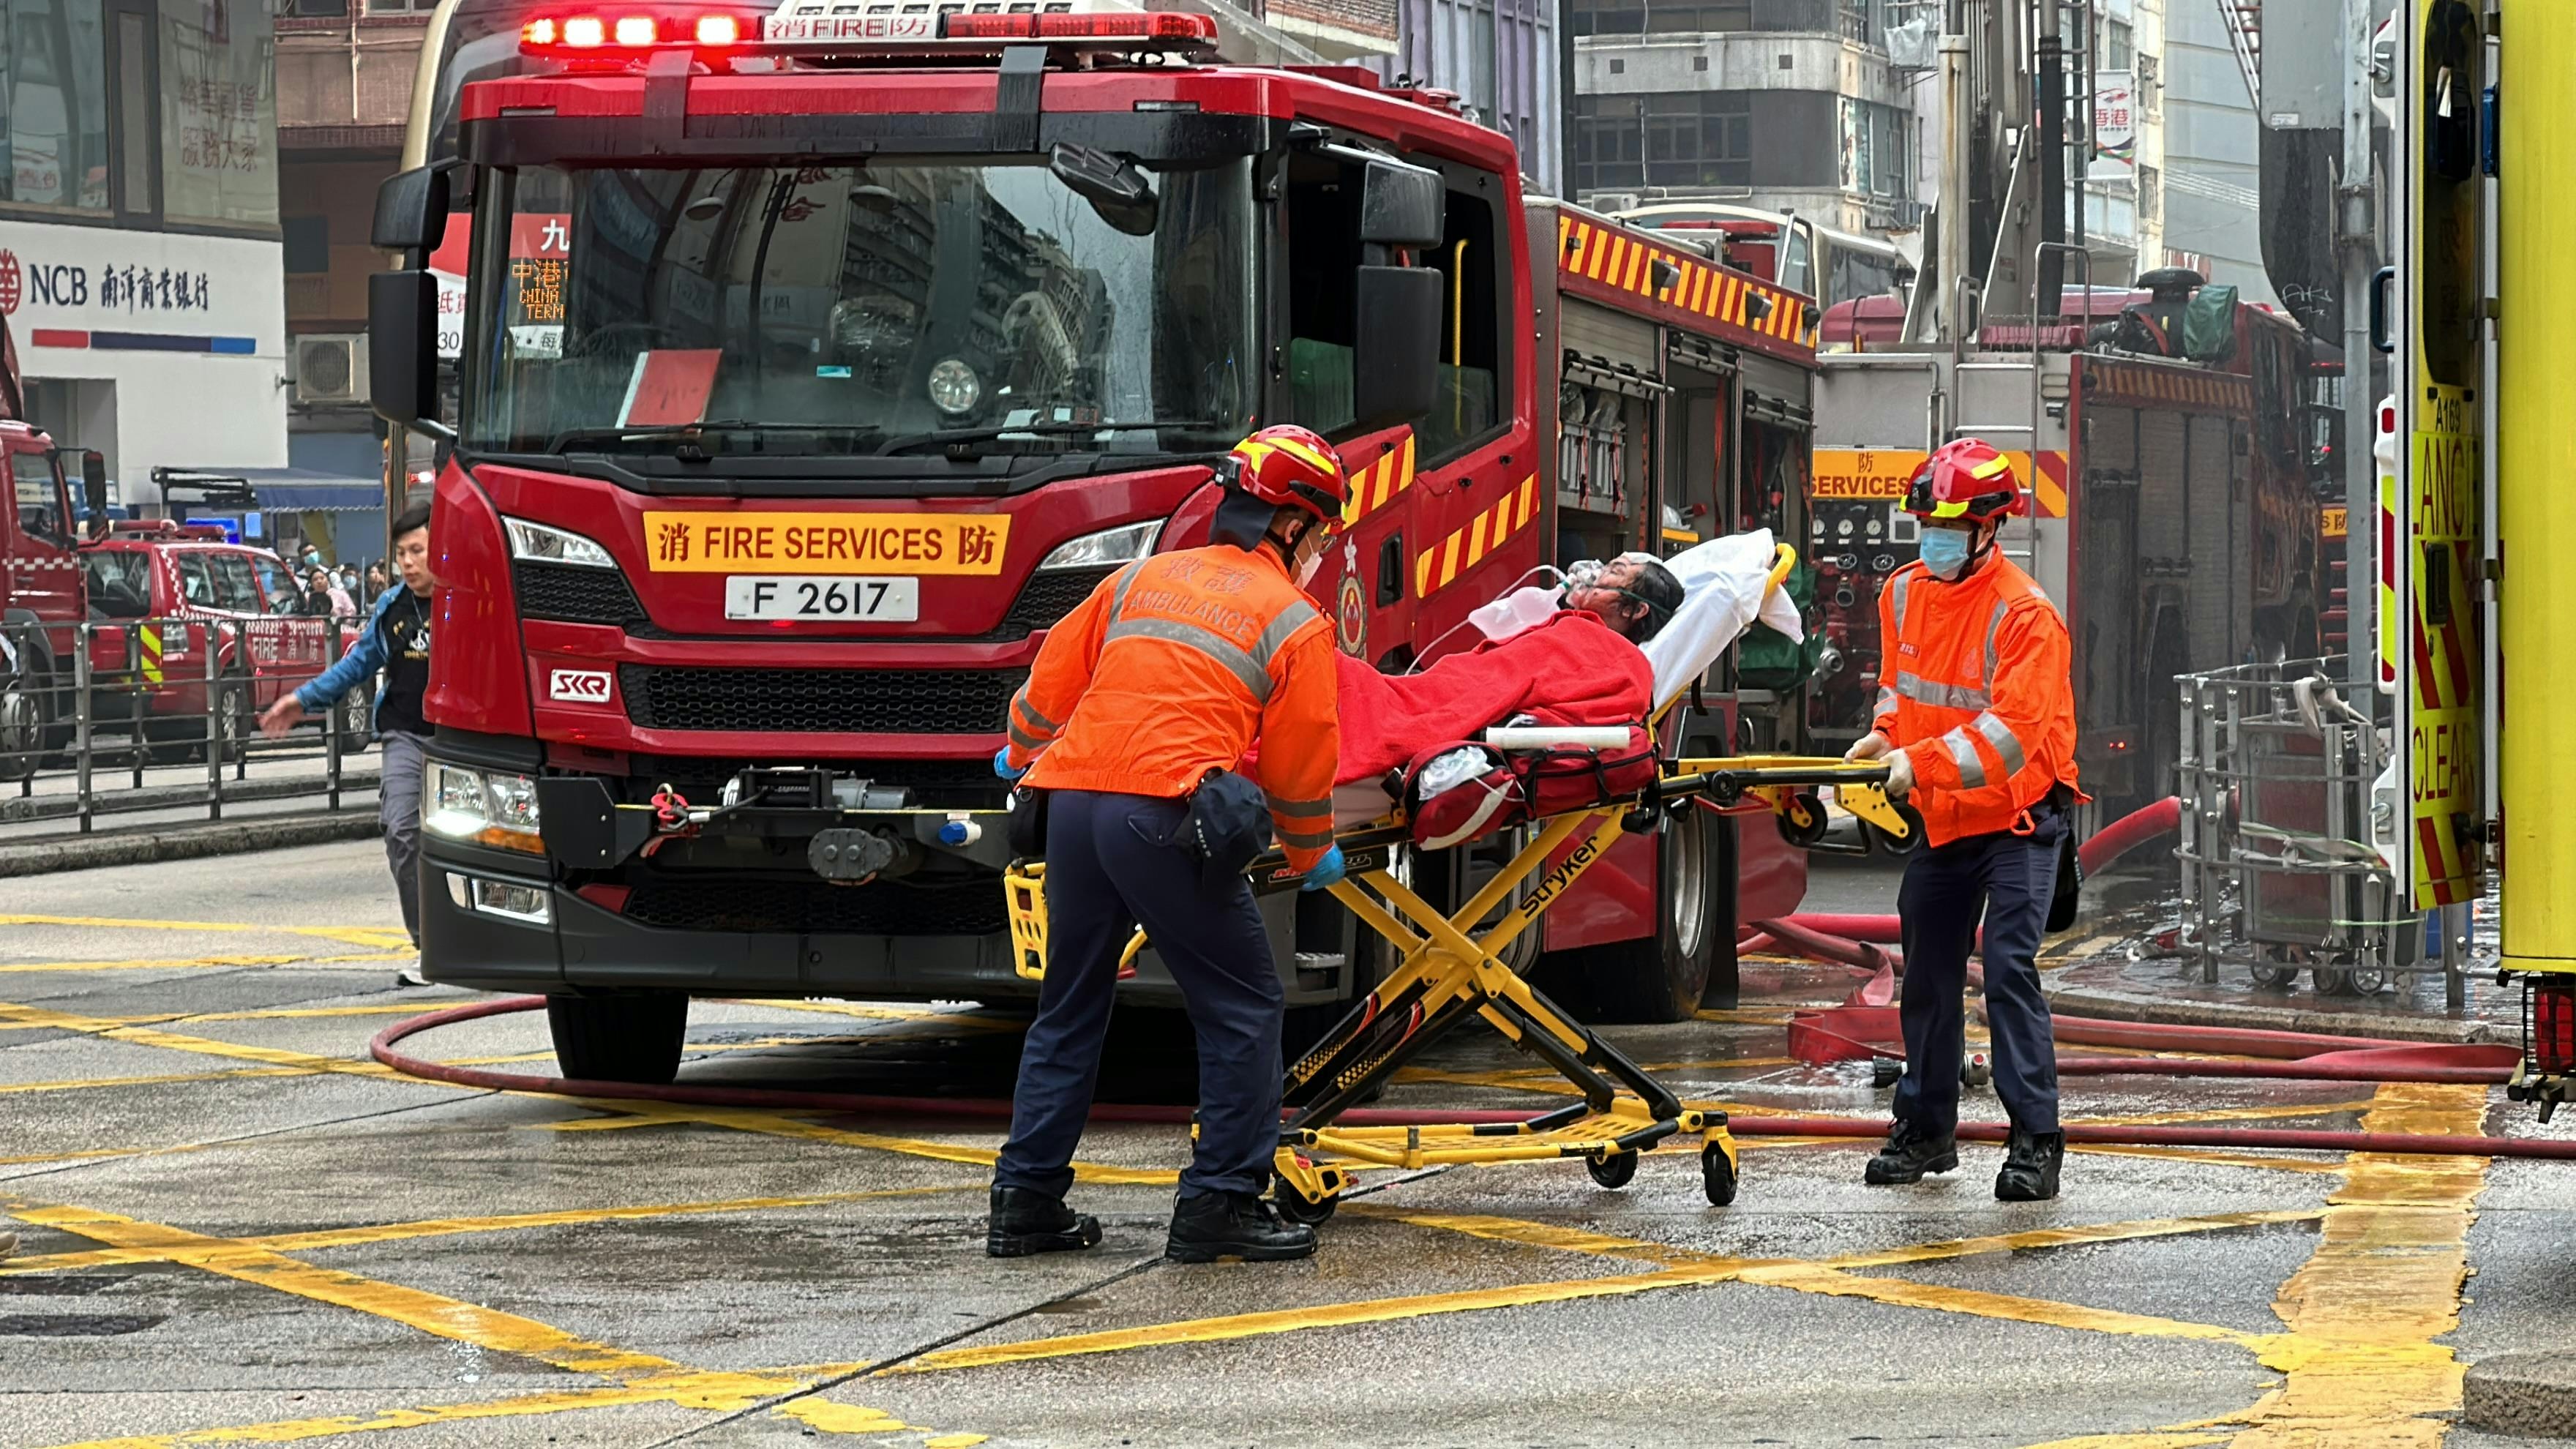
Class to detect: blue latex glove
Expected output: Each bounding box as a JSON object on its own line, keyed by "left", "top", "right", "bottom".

{"left": 1300, "top": 843, "right": 1347, "bottom": 893}
{"left": 994, "top": 746, "right": 1025, "bottom": 781}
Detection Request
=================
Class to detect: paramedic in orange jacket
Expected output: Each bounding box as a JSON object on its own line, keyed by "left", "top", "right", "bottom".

{"left": 1846, "top": 439, "right": 2081, "bottom": 1202}
{"left": 986, "top": 424, "right": 1347, "bottom": 1264}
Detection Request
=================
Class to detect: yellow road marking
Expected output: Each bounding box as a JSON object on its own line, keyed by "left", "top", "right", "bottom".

{"left": 3, "top": 1184, "right": 979, "bottom": 1275}
{"left": 2224, "top": 1080, "right": 2493, "bottom": 1446}
{"left": 0, "top": 951, "right": 411, "bottom": 974}
{"left": 2075, "top": 1100, "right": 2381, "bottom": 1128}
{"left": 2071, "top": 1145, "right": 2348, "bottom": 1175}
{"left": 1737, "top": 1262, "right": 2268, "bottom": 1347}
{"left": 0, "top": 1003, "right": 417, "bottom": 1083}
{"left": 0, "top": 1064, "right": 322, "bottom": 1096}
{"left": 727, "top": 997, "right": 1025, "bottom": 1032}
{"left": 547, "top": 1097, "right": 1178, "bottom": 1186}
{"left": 31, "top": 1381, "right": 831, "bottom": 1449}
{"left": 1344, "top": 1205, "right": 1736, "bottom": 1268}
{"left": 11, "top": 1199, "right": 922, "bottom": 1445}
{"left": 0, "top": 914, "right": 408, "bottom": 948}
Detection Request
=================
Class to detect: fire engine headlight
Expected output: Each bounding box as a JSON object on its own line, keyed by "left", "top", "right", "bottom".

{"left": 926, "top": 358, "right": 981, "bottom": 416}
{"left": 505, "top": 517, "right": 616, "bottom": 569}
{"left": 443, "top": 871, "right": 553, "bottom": 926}
{"left": 1036, "top": 520, "right": 1158, "bottom": 572}
{"left": 426, "top": 760, "right": 545, "bottom": 854}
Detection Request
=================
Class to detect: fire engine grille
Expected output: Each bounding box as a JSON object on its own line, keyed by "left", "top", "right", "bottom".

{"left": 516, "top": 562, "right": 648, "bottom": 627}
{"left": 995, "top": 565, "right": 1116, "bottom": 638}
{"left": 618, "top": 664, "right": 1024, "bottom": 734}
{"left": 623, "top": 876, "right": 1008, "bottom": 936}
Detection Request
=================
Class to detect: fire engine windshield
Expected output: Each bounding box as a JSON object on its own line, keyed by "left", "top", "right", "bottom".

{"left": 459, "top": 160, "right": 1256, "bottom": 460}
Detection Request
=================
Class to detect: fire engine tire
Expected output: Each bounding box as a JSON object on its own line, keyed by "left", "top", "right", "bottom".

{"left": 1562, "top": 805, "right": 1721, "bottom": 1024}
{"left": 210, "top": 669, "right": 252, "bottom": 765}
{"left": 544, "top": 991, "right": 688, "bottom": 1086}
{"left": 0, "top": 673, "right": 41, "bottom": 782}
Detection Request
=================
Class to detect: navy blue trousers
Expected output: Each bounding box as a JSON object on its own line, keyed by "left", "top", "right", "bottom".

{"left": 994, "top": 790, "right": 1284, "bottom": 1200}
{"left": 1890, "top": 807, "right": 2065, "bottom": 1137}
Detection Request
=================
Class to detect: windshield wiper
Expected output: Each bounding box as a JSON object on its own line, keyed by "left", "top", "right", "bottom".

{"left": 874, "top": 420, "right": 1219, "bottom": 457}
{"left": 544, "top": 420, "right": 885, "bottom": 454}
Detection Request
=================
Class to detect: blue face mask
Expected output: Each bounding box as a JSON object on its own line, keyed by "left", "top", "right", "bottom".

{"left": 1917, "top": 528, "right": 1973, "bottom": 580}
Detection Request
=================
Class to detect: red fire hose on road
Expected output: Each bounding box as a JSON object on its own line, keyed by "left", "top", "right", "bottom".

{"left": 370, "top": 995, "right": 2574, "bottom": 1161}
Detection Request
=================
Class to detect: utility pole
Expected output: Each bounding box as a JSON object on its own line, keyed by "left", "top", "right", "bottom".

{"left": 2036, "top": 0, "right": 2065, "bottom": 316}
{"left": 1939, "top": 20, "right": 1972, "bottom": 341}
{"left": 2337, "top": 0, "right": 2375, "bottom": 700}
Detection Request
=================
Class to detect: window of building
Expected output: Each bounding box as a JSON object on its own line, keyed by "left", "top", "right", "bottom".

{"left": 282, "top": 214, "right": 329, "bottom": 274}
{"left": 1466, "top": 0, "right": 1496, "bottom": 115}
{"left": 2105, "top": 17, "right": 2133, "bottom": 68}
{"left": 1567, "top": 0, "right": 1751, "bottom": 37}
{"left": 1573, "top": 92, "right": 1751, "bottom": 195}
{"left": 1838, "top": 0, "right": 1873, "bottom": 45}
{"left": 0, "top": 0, "right": 111, "bottom": 211}
{"left": 363, "top": 0, "right": 441, "bottom": 12}
{"left": 1837, "top": 97, "right": 1909, "bottom": 198}
{"left": 158, "top": 0, "right": 277, "bottom": 228}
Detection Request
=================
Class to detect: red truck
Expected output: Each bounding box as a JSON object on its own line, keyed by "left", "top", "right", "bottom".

{"left": 75, "top": 522, "right": 371, "bottom": 759}
{"left": 0, "top": 419, "right": 110, "bottom": 781}
{"left": 382, "top": 4, "right": 1822, "bottom": 1081}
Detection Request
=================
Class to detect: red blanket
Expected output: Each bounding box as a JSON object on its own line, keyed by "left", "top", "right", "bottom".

{"left": 1330, "top": 611, "right": 1654, "bottom": 784}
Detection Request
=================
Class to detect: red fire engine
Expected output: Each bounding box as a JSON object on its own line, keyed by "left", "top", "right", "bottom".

{"left": 383, "top": 4, "right": 1822, "bottom": 1080}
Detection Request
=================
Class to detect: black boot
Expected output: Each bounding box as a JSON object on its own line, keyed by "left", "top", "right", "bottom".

{"left": 1995, "top": 1126, "right": 2064, "bottom": 1202}
{"left": 1165, "top": 1190, "right": 1317, "bottom": 1263}
{"left": 1863, "top": 1118, "right": 1959, "bottom": 1185}
{"left": 986, "top": 1186, "right": 1101, "bottom": 1258}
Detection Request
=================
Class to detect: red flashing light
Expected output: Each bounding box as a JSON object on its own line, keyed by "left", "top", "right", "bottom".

{"left": 2536, "top": 984, "right": 2576, "bottom": 1077}
{"left": 613, "top": 14, "right": 658, "bottom": 44}
{"left": 1033, "top": 11, "right": 1216, "bottom": 38}
{"left": 523, "top": 15, "right": 560, "bottom": 44}
{"left": 561, "top": 14, "right": 607, "bottom": 46}
{"left": 942, "top": 12, "right": 1036, "bottom": 37}
{"left": 693, "top": 13, "right": 742, "bottom": 44}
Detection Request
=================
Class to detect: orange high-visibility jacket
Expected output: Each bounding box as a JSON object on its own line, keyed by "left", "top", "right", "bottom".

{"left": 1004, "top": 543, "right": 1339, "bottom": 872}
{"left": 1870, "top": 550, "right": 2079, "bottom": 848}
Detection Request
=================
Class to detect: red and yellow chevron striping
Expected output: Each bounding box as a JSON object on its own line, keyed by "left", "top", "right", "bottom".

{"left": 1414, "top": 476, "right": 1540, "bottom": 600}
{"left": 1554, "top": 215, "right": 1817, "bottom": 349}
{"left": 1341, "top": 433, "right": 1419, "bottom": 525}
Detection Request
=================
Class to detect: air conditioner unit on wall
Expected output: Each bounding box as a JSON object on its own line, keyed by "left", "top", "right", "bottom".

{"left": 293, "top": 334, "right": 370, "bottom": 407}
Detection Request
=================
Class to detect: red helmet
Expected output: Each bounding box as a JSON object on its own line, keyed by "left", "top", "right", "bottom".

{"left": 1224, "top": 424, "right": 1348, "bottom": 526}
{"left": 1902, "top": 438, "right": 2025, "bottom": 524}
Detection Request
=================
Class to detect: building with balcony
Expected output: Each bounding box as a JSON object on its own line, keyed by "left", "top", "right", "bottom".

{"left": 1566, "top": 0, "right": 1920, "bottom": 235}
{"left": 0, "top": 0, "right": 288, "bottom": 514}
{"left": 1374, "top": 0, "right": 1560, "bottom": 196}
{"left": 2075, "top": 0, "right": 2165, "bottom": 288}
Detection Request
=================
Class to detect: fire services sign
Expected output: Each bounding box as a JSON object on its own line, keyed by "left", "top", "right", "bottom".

{"left": 1811, "top": 449, "right": 1922, "bottom": 500}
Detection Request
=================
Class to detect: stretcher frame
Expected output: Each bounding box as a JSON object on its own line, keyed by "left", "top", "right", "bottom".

{"left": 1261, "top": 755, "right": 1903, "bottom": 1219}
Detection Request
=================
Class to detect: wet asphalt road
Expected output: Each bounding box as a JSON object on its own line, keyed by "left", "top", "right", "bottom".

{"left": 3, "top": 843, "right": 2574, "bottom": 1448}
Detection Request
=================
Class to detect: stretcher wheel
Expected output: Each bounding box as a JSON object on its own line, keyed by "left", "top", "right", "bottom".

{"left": 1865, "top": 804, "right": 1928, "bottom": 856}
{"left": 1701, "top": 1141, "right": 1739, "bottom": 1207}
{"left": 1586, "top": 1150, "right": 1640, "bottom": 1189}
{"left": 1775, "top": 792, "right": 1830, "bottom": 849}
{"left": 2312, "top": 967, "right": 2356, "bottom": 996}
{"left": 1270, "top": 1176, "right": 1338, "bottom": 1225}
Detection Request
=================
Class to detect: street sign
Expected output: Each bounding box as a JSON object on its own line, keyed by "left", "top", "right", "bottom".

{"left": 2392, "top": 0, "right": 2489, "bottom": 910}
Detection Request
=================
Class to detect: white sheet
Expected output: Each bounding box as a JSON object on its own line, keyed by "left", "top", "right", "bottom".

{"left": 1642, "top": 530, "right": 1802, "bottom": 710}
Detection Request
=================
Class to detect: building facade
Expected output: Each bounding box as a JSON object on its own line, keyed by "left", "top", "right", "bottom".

{"left": 2078, "top": 0, "right": 2165, "bottom": 287}
{"left": 1567, "top": 0, "right": 1920, "bottom": 234}
{"left": 1375, "top": 0, "right": 1560, "bottom": 195}
{"left": 0, "top": 0, "right": 286, "bottom": 509}
{"left": 2158, "top": 0, "right": 2274, "bottom": 302}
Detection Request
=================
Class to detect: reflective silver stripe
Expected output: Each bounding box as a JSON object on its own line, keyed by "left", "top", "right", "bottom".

{"left": 1942, "top": 726, "right": 1988, "bottom": 789}
{"left": 1277, "top": 824, "right": 1337, "bottom": 849}
{"left": 1894, "top": 670, "right": 1991, "bottom": 711}
{"left": 1890, "top": 569, "right": 1914, "bottom": 634}
{"left": 1103, "top": 616, "right": 1273, "bottom": 700}
{"left": 1268, "top": 793, "right": 1334, "bottom": 821}
{"left": 1982, "top": 599, "right": 2010, "bottom": 690}
{"left": 1255, "top": 599, "right": 1322, "bottom": 669}
{"left": 1972, "top": 711, "right": 2026, "bottom": 776}
{"left": 1874, "top": 685, "right": 1898, "bottom": 719}
{"left": 1007, "top": 719, "right": 1049, "bottom": 752}
{"left": 1105, "top": 561, "right": 1145, "bottom": 620}
{"left": 1009, "top": 690, "right": 1059, "bottom": 736}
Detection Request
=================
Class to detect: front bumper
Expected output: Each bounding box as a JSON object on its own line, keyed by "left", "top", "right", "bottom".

{"left": 418, "top": 845, "right": 1322, "bottom": 1007}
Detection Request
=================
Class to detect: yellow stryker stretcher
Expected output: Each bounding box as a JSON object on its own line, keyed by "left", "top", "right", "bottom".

{"left": 1004, "top": 544, "right": 1915, "bottom": 1221}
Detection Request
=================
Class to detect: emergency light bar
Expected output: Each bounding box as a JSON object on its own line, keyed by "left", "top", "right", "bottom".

{"left": 520, "top": 4, "right": 1217, "bottom": 58}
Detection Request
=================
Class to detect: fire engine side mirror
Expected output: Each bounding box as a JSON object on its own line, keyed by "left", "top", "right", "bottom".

{"left": 1350, "top": 265, "right": 1442, "bottom": 431}
{"left": 79, "top": 451, "right": 106, "bottom": 517}
{"left": 369, "top": 271, "right": 441, "bottom": 430}
{"left": 372, "top": 167, "right": 450, "bottom": 253}
{"left": 1358, "top": 157, "right": 1444, "bottom": 252}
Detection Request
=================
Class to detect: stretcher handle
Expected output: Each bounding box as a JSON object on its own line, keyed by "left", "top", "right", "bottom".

{"left": 1483, "top": 726, "right": 1633, "bottom": 750}
{"left": 1762, "top": 542, "right": 1797, "bottom": 599}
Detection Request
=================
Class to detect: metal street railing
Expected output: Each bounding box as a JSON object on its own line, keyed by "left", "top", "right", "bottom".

{"left": 1, "top": 615, "right": 379, "bottom": 836}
